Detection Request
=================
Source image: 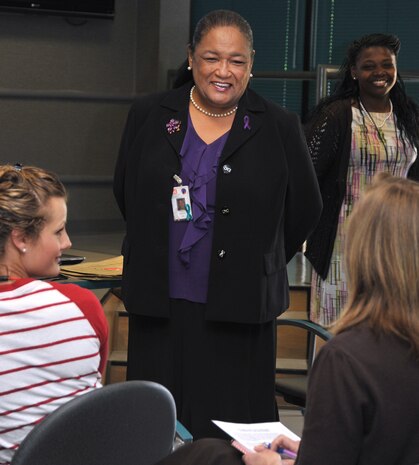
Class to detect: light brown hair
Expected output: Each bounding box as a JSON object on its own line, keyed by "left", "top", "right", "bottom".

{"left": 333, "top": 172, "right": 419, "bottom": 357}
{"left": 0, "top": 164, "right": 67, "bottom": 255}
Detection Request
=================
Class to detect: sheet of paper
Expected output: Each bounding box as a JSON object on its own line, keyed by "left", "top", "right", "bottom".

{"left": 212, "top": 420, "right": 300, "bottom": 452}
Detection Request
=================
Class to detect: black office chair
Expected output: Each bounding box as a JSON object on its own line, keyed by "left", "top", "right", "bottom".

{"left": 275, "top": 318, "right": 332, "bottom": 409}
{"left": 11, "top": 380, "right": 177, "bottom": 465}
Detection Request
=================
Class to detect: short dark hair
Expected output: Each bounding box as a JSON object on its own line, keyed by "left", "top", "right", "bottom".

{"left": 190, "top": 9, "right": 253, "bottom": 53}
{"left": 173, "top": 9, "right": 253, "bottom": 89}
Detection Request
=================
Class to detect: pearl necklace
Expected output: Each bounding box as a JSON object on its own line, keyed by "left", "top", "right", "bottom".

{"left": 189, "top": 86, "right": 238, "bottom": 118}
{"left": 359, "top": 99, "right": 393, "bottom": 129}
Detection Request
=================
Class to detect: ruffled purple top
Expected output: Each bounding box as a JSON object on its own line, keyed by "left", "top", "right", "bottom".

{"left": 168, "top": 115, "right": 229, "bottom": 303}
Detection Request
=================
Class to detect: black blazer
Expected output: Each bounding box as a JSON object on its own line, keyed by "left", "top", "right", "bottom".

{"left": 114, "top": 83, "right": 322, "bottom": 324}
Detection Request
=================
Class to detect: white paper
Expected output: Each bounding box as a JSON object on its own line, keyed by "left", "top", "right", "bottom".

{"left": 212, "top": 420, "right": 300, "bottom": 452}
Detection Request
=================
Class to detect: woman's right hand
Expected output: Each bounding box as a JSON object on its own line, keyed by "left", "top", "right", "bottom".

{"left": 269, "top": 434, "right": 300, "bottom": 456}
{"left": 243, "top": 435, "right": 300, "bottom": 465}
{"left": 269, "top": 435, "right": 300, "bottom": 463}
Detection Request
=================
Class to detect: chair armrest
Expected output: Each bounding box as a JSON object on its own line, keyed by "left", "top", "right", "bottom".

{"left": 276, "top": 318, "right": 332, "bottom": 341}
{"left": 175, "top": 420, "right": 193, "bottom": 443}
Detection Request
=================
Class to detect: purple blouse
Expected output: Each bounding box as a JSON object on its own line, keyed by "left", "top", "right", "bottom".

{"left": 168, "top": 115, "right": 229, "bottom": 303}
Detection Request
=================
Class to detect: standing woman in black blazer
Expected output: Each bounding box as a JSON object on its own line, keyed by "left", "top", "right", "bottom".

{"left": 113, "top": 9, "right": 321, "bottom": 439}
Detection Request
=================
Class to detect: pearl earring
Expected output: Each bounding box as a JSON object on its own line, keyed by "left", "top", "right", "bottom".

{"left": 22, "top": 248, "right": 27, "bottom": 253}
{"left": 353, "top": 76, "right": 357, "bottom": 80}
{"left": 250, "top": 73, "right": 253, "bottom": 78}
{"left": 187, "top": 66, "right": 192, "bottom": 71}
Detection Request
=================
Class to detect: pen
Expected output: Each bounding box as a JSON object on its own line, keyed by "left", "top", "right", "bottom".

{"left": 264, "top": 443, "right": 298, "bottom": 460}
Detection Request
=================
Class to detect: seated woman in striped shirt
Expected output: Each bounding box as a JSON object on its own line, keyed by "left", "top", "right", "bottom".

{"left": 0, "top": 164, "right": 108, "bottom": 465}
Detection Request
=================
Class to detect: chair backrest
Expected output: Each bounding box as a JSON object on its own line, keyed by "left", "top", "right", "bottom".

{"left": 11, "top": 380, "right": 176, "bottom": 465}
{"left": 275, "top": 318, "right": 333, "bottom": 408}
{"left": 277, "top": 318, "right": 332, "bottom": 372}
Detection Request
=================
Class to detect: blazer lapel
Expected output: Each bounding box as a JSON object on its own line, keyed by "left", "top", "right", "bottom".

{"left": 158, "top": 84, "right": 266, "bottom": 163}
{"left": 160, "top": 84, "right": 190, "bottom": 155}
{"left": 220, "top": 89, "right": 265, "bottom": 164}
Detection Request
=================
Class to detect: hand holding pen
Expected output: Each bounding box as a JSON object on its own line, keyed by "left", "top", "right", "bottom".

{"left": 242, "top": 435, "right": 300, "bottom": 465}
{"left": 265, "top": 434, "right": 300, "bottom": 462}
{"left": 263, "top": 442, "right": 297, "bottom": 460}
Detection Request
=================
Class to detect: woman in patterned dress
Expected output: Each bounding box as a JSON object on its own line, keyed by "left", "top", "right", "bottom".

{"left": 304, "top": 33, "right": 419, "bottom": 326}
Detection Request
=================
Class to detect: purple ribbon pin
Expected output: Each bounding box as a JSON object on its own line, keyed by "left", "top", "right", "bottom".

{"left": 243, "top": 115, "right": 251, "bottom": 130}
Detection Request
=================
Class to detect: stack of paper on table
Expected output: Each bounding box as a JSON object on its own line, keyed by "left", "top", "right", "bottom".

{"left": 60, "top": 255, "right": 123, "bottom": 280}
{"left": 212, "top": 420, "right": 300, "bottom": 453}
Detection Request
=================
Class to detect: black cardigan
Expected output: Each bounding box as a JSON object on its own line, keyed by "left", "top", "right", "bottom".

{"left": 305, "top": 98, "right": 419, "bottom": 279}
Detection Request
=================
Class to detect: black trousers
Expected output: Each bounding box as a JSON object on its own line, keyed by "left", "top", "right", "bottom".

{"left": 127, "top": 299, "right": 278, "bottom": 439}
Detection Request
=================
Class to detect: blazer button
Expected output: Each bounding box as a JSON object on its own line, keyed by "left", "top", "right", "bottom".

{"left": 222, "top": 164, "right": 232, "bottom": 174}
{"left": 217, "top": 249, "right": 226, "bottom": 259}
{"left": 221, "top": 206, "right": 230, "bottom": 215}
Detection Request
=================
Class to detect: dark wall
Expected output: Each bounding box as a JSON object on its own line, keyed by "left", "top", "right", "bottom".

{"left": 0, "top": 0, "right": 190, "bottom": 234}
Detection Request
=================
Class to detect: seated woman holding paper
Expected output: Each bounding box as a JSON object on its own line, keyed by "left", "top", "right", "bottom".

{"left": 0, "top": 164, "right": 108, "bottom": 465}
{"left": 156, "top": 173, "right": 419, "bottom": 465}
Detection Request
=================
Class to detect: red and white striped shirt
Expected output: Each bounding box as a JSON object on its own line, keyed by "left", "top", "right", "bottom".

{"left": 0, "top": 278, "right": 108, "bottom": 465}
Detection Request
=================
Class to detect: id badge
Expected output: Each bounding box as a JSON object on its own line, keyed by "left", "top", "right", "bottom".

{"left": 171, "top": 185, "right": 193, "bottom": 221}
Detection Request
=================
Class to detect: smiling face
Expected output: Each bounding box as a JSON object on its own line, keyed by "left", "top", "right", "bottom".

{"left": 351, "top": 46, "right": 397, "bottom": 102}
{"left": 21, "top": 196, "right": 72, "bottom": 278}
{"left": 188, "top": 26, "right": 254, "bottom": 114}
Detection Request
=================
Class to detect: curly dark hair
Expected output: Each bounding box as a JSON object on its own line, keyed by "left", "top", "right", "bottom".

{"left": 308, "top": 33, "right": 419, "bottom": 149}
